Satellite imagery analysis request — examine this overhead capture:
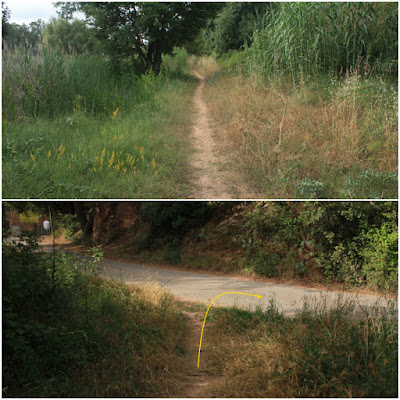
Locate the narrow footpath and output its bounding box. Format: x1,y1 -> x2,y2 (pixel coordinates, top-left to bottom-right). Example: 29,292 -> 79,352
190,71 -> 232,199
178,310 -> 220,398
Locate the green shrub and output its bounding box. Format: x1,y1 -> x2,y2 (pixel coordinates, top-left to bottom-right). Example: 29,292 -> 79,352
361,216 -> 398,290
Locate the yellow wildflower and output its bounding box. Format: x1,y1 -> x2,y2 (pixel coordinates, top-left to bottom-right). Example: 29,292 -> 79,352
151,158 -> 156,168
100,148 -> 106,169
111,107 -> 119,121
47,151 -> 51,158
30,153 -> 35,162
57,145 -> 65,161
108,150 -> 115,169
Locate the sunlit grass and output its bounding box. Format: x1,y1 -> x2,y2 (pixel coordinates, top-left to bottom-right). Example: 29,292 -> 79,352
206,298 -> 398,397
204,71 -> 397,198
3,80 -> 196,198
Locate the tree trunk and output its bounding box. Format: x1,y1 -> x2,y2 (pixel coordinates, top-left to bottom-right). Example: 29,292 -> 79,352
152,40 -> 162,75
146,40 -> 162,75
73,202 -> 93,239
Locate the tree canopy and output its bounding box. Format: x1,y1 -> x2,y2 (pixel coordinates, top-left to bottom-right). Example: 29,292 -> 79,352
207,2 -> 272,55
56,2 -> 222,74
42,17 -> 100,54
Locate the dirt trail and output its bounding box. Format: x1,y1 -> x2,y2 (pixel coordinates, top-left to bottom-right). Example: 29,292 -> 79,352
190,71 -> 232,199
179,310 -> 222,398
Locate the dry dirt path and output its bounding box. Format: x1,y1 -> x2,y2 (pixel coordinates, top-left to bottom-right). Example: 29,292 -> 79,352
178,310 -> 222,398
190,71 -> 232,199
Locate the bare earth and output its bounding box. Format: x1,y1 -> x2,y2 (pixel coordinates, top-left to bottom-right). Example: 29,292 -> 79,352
179,310 -> 222,398
190,71 -> 232,199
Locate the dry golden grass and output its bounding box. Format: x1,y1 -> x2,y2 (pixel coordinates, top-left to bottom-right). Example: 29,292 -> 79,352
204,72 -> 398,198
62,279 -> 189,398
204,301 -> 398,398
187,55 -> 221,78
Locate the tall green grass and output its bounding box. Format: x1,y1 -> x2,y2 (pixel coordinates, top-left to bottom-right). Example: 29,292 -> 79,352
2,46 -> 196,198
246,2 -> 397,81
2,45 -> 194,122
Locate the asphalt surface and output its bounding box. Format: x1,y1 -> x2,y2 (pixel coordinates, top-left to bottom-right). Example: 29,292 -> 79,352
91,253 -> 393,316
36,244 -> 395,315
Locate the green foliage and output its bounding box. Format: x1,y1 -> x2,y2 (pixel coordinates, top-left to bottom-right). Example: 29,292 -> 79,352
2,2 -> 11,38
2,46 -> 139,120
60,213 -> 81,240
56,2 -> 222,74
219,50 -> 247,73
2,237 -> 185,397
361,210 -> 398,290
246,2 -> 398,80
42,17 -> 101,55
161,47 -> 192,80
207,2 -> 271,55
296,177 -> 331,199
344,170 -> 398,199
237,203 -> 303,278
304,202 -> 398,288
139,202 -> 214,260
232,202 -> 398,291
3,19 -> 45,49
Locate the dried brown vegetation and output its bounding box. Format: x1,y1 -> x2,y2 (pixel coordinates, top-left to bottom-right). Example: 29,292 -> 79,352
204,73 -> 397,198
202,299 -> 398,398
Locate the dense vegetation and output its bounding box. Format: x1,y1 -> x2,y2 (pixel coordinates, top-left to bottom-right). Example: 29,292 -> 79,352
2,237 -> 187,397
133,201 -> 398,292
205,300 -> 398,397
34,201 -> 397,294
2,2 -> 397,198
204,2 -> 398,198
2,46 -> 196,198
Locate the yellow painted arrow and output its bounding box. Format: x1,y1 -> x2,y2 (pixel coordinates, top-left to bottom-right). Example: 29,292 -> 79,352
197,291 -> 262,368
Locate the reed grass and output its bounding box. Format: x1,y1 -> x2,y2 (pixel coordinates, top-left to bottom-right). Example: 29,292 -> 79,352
247,2 -> 397,81
2,46 -> 196,198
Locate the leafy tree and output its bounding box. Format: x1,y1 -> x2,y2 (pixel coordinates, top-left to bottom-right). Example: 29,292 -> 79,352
56,2 -> 222,74
43,17 -> 100,54
2,1 -> 10,39
3,19 -> 45,48
205,2 -> 272,55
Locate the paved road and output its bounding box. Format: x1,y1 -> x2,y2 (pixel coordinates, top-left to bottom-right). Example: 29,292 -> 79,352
39,245 -> 395,315
95,255 -> 394,316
